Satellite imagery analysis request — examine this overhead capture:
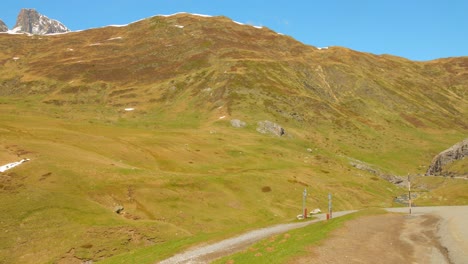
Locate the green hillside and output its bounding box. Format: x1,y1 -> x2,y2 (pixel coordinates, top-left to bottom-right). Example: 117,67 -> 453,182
0,13 -> 467,263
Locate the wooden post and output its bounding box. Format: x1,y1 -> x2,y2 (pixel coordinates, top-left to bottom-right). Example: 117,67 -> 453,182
303,188 -> 307,219
408,174 -> 412,215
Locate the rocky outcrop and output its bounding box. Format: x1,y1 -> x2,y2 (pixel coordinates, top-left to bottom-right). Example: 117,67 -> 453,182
12,8 -> 70,35
257,120 -> 285,136
0,19 -> 7,32
230,119 -> 246,128
425,138 -> 468,176
350,160 -> 404,186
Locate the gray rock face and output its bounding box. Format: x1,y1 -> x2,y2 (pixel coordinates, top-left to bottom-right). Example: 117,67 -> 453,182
0,19 -> 7,32
230,119 -> 246,128
350,160 -> 404,186
12,8 -> 70,35
426,138 -> 468,176
257,120 -> 285,136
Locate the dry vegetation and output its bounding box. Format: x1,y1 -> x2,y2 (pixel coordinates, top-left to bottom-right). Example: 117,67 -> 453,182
0,13 -> 467,263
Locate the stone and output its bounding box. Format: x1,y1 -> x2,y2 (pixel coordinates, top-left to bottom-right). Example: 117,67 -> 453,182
230,119 -> 246,128
256,120 -> 285,136
114,205 -> 124,214
0,19 -> 8,32
426,138 -> 468,176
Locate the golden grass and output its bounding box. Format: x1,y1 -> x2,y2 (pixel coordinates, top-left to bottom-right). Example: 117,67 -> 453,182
0,13 -> 466,263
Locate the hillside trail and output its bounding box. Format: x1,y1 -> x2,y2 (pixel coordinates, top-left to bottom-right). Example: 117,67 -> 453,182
157,206 -> 468,264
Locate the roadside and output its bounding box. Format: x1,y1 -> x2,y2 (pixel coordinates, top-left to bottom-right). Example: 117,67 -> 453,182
158,211 -> 357,264
387,206 -> 468,264
157,206 -> 468,264
289,213 -> 450,264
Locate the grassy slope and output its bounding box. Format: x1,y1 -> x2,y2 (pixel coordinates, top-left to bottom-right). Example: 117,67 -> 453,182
0,99 -> 400,263
0,13 -> 467,263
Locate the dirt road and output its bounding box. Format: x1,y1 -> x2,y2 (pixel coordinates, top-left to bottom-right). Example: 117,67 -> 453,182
157,206 -> 468,264
158,211 -> 357,264
387,206 -> 468,264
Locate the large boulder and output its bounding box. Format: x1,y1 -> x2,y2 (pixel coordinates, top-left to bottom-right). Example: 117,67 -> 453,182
426,138 -> 468,176
230,119 -> 246,128
256,120 -> 285,136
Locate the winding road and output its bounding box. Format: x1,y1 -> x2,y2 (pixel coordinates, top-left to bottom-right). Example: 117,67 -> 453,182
158,206 -> 468,264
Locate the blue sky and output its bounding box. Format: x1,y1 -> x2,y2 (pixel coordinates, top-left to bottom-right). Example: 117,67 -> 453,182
1,0 -> 467,61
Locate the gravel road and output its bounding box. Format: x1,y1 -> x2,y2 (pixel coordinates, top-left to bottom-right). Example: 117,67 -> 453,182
158,206 -> 468,264
158,210 -> 357,264
386,206 -> 468,264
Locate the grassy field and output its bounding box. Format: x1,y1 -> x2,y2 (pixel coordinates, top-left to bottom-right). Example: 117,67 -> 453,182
0,96 -> 465,263
0,13 -> 467,263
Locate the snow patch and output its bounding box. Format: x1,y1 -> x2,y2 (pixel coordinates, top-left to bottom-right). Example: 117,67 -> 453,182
12,57 -> 20,61
174,25 -> 184,29
0,159 -> 30,173
232,20 -> 262,29
191,13 -> 213,18
124,108 -> 135,111
67,48 -> 74,51
219,116 -> 226,119
108,24 -> 129,28
159,12 -> 212,18
89,43 -> 102,46
317,47 -> 329,50
107,36 -> 123,41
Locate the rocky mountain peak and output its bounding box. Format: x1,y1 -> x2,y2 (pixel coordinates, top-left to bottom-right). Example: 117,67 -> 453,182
12,8 -> 70,35
0,19 -> 7,32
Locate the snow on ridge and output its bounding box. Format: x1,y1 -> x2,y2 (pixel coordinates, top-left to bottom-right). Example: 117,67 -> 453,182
1,28 -> 73,36
158,12 -> 213,18
108,24 -> 129,28
232,20 -> 263,29
3,12 -> 268,36
45,31 -> 73,36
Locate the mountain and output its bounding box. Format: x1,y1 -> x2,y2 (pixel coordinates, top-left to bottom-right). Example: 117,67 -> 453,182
0,19 -> 7,32
0,13 -> 467,263
11,8 -> 70,34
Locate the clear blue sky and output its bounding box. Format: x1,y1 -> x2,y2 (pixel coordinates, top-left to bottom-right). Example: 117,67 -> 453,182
2,0 -> 467,61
